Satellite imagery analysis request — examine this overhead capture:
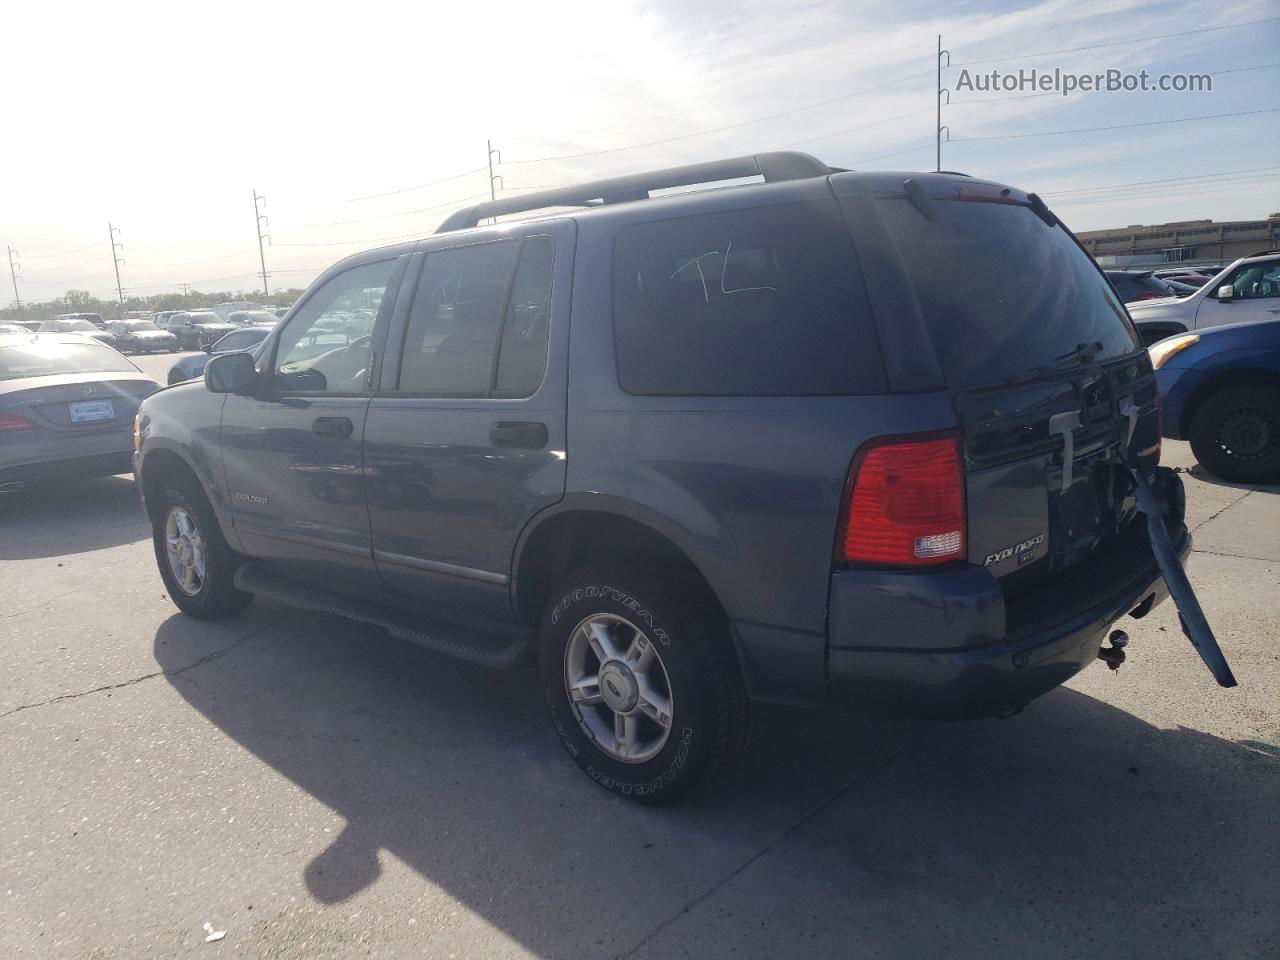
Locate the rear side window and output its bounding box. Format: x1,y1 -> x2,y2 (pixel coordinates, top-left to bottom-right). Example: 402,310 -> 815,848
613,200 -> 886,396
876,198 -> 1139,391
398,237 -> 553,397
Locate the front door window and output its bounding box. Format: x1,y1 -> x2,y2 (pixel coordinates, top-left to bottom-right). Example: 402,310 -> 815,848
273,259 -> 398,393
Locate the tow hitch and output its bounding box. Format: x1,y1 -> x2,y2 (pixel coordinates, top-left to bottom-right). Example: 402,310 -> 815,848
1098,630 -> 1128,671
1129,466 -> 1237,688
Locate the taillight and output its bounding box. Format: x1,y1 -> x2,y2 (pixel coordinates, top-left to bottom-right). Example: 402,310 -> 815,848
841,433 -> 966,567
0,414 -> 37,431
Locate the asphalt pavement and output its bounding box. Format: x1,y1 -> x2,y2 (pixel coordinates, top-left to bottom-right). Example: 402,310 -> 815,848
1,358 -> 1276,960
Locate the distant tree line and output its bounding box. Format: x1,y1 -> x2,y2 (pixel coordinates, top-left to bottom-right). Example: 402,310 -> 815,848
2,287 -> 307,324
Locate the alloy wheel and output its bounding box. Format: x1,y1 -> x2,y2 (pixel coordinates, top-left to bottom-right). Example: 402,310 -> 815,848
164,505 -> 207,596
563,613 -> 675,763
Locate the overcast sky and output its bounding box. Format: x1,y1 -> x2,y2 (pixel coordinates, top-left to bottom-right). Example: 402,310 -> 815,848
3,0 -> 1278,301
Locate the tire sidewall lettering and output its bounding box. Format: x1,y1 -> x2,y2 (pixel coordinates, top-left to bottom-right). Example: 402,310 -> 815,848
550,584 -> 671,646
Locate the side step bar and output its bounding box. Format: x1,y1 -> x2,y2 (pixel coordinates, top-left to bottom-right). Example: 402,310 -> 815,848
233,563 -> 531,670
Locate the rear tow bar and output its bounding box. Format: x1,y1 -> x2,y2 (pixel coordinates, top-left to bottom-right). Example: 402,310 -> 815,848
1130,466 -> 1237,688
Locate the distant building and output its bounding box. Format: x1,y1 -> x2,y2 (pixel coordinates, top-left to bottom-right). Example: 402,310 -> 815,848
1077,213 -> 1280,268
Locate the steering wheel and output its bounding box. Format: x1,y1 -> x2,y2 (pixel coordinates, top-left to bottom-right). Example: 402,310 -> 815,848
337,334 -> 374,384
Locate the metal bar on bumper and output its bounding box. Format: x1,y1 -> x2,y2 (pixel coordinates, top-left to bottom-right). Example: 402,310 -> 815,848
1131,466 -> 1237,688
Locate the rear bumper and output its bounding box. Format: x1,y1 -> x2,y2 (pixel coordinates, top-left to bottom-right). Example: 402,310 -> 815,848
0,449 -> 134,488
827,521 -> 1189,719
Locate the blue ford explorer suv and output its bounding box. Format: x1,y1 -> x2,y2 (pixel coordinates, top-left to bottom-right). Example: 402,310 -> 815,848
133,153 -> 1220,802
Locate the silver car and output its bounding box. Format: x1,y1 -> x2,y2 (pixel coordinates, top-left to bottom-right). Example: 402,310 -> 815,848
0,333 -> 159,493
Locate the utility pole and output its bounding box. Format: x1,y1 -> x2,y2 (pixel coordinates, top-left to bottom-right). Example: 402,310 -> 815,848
253,190 -> 271,297
936,34 -> 951,172
179,282 -> 190,297
108,223 -> 126,321
6,247 -> 21,317
486,140 -> 503,225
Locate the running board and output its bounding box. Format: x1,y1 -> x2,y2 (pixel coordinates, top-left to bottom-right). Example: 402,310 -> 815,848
233,563 -> 531,670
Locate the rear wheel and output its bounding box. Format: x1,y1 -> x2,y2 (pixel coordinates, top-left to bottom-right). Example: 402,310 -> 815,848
150,474 -> 252,619
1188,382 -> 1280,484
539,563 -> 748,803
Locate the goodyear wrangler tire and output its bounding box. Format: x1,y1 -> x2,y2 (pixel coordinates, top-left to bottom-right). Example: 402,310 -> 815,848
539,563 -> 748,804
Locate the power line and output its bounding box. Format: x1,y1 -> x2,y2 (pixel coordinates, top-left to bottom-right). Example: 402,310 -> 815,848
502,35 -> 939,142
135,248 -> 258,268
1214,61 -> 1280,77
345,165 -> 489,203
779,105 -> 936,149
19,253 -> 113,272
844,141 -> 936,166
274,228 -> 428,249
1052,178 -> 1280,208
16,242 -> 99,260
277,191 -> 490,229
950,16 -> 1280,68
503,67 -> 937,165
953,107 -> 1280,143
1048,174 -> 1280,205
1040,166 -> 1280,198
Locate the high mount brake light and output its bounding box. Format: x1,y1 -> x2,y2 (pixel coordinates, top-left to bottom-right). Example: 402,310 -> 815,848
841,433 -> 966,567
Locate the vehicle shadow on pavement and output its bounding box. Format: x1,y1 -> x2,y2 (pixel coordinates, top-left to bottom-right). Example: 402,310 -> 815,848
153,608 -> 1279,959
0,474 -> 148,560
1185,463 -> 1280,493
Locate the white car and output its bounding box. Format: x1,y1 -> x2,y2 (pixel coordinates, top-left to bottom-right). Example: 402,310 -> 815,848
1129,252 -> 1280,345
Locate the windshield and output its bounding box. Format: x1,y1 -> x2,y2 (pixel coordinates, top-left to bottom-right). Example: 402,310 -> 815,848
874,198 -> 1140,390
188,313 -> 224,324
0,340 -> 138,380
58,320 -> 99,332
122,321 -> 162,331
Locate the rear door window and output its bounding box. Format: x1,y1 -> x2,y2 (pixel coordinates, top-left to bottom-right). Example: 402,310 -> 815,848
612,200 -> 886,396
874,198 -> 1139,390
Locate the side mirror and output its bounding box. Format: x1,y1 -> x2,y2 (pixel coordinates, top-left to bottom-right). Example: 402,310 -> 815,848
205,351 -> 257,395
1217,284 -> 1234,301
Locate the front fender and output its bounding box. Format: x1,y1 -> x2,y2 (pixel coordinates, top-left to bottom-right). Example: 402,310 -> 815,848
136,387 -> 231,531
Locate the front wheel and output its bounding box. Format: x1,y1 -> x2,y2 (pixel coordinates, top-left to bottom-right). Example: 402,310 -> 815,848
1188,382 -> 1280,484
539,563 -> 748,804
150,474 -> 252,619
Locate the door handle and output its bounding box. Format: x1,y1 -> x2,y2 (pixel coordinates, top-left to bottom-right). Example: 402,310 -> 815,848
313,416 -> 354,439
490,421 -> 549,449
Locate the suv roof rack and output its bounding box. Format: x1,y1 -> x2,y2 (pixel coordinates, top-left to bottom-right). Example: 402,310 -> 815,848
435,151 -> 834,233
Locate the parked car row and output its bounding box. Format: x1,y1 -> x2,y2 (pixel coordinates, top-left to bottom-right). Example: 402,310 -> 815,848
1128,252 -> 1280,345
